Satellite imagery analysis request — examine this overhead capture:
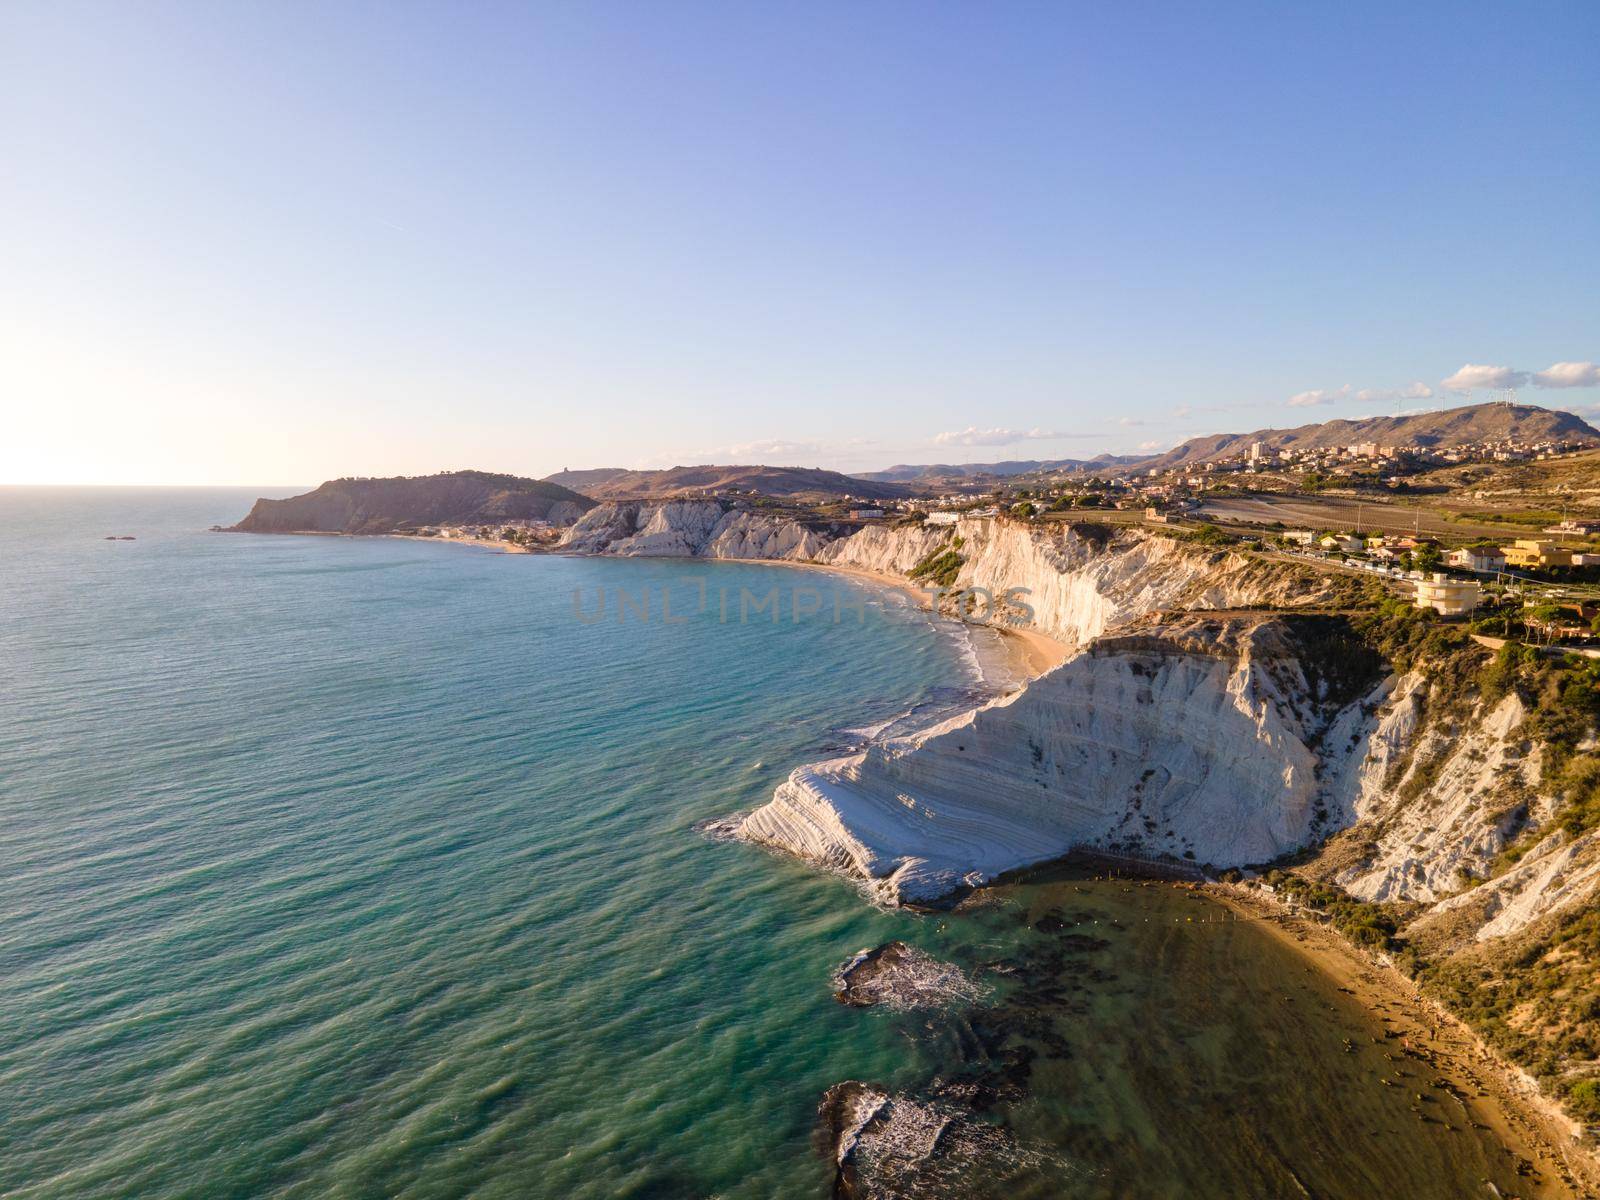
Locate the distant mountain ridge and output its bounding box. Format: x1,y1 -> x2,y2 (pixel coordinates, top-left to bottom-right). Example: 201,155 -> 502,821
861,403 -> 1598,485
859,453 -> 1147,486
542,464 -> 911,501
230,470 -> 595,534
1136,402 -> 1600,473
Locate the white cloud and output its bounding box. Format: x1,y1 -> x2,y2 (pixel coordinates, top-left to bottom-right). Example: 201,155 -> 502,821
932,426 -> 1069,447
1137,439 -> 1164,451
1441,364 -> 1529,394
724,438 -> 824,459
1356,381 -> 1433,403
1533,361 -> 1600,389
660,436 -> 839,464
1117,417 -> 1144,427
1287,385 -> 1352,408
679,438 -> 826,461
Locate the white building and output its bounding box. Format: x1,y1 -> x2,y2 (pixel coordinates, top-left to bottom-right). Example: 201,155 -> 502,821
1414,573 -> 1482,617
1447,547 -> 1506,573
924,511 -> 961,526
849,508 -> 885,520
1319,534 -> 1363,554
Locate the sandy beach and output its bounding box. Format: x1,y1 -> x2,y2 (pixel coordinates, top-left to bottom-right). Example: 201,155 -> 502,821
1211,883 -> 1600,1198
389,531 -> 543,555
754,556 -> 1072,685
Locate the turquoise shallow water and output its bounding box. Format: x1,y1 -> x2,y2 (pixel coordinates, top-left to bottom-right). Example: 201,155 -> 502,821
0,488 -> 986,1199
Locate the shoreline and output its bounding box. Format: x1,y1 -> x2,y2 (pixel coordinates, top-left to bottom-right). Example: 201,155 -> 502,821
384,529 -> 1075,688
1210,882 -> 1600,1197
742,554 -> 1071,687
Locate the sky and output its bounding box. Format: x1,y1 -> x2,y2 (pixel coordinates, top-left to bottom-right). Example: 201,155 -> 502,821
2,1 -> 1598,485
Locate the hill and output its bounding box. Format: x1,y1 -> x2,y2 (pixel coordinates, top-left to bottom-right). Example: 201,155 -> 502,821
542,467 -> 632,492
549,464 -> 912,501
1140,402 -> 1599,473
860,453 -> 1148,488
229,470 -> 595,534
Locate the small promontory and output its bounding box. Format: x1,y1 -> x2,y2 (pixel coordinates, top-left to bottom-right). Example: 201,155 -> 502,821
229,470 -> 596,535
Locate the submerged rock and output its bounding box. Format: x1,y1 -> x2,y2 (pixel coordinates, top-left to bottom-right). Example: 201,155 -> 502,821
816,1081 -> 1068,1200
832,942 -> 987,1010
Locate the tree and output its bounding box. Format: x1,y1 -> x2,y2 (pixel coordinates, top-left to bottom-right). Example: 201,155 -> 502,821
1528,604 -> 1567,645
1416,544 -> 1443,573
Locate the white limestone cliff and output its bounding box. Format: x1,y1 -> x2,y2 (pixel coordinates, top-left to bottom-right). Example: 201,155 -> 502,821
738,616 -> 1384,904
559,500 -> 829,560
1299,669 -> 1599,941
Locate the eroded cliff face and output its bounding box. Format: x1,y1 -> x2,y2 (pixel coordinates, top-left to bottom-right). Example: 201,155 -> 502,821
1309,671 -> 1600,945
559,501 -> 829,559
737,614 -> 1387,904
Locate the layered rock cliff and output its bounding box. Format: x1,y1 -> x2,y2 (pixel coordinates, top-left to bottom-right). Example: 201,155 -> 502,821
1291,649 -> 1600,947
737,613 -> 1388,904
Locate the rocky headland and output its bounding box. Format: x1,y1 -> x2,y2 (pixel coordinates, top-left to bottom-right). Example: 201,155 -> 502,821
229,470 -> 594,535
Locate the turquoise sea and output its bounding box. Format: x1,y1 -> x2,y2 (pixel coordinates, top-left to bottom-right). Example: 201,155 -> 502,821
0,488 -> 996,1199
0,489 -> 1561,1199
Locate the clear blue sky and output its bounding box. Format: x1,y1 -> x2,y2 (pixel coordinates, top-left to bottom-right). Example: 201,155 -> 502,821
4,1 -> 1597,483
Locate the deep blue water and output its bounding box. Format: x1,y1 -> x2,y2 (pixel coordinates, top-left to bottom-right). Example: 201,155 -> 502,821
0,488 -> 985,1199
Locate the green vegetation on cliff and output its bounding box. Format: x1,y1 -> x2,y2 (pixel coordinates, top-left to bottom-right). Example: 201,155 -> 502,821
907,537 -> 965,588
1419,902 -> 1600,1125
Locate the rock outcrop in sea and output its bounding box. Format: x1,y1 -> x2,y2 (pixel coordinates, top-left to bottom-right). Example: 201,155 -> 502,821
832,942 -> 987,1010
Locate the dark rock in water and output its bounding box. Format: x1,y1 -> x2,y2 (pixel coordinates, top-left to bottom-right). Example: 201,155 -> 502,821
1059,933 -> 1111,954
1033,912 -> 1066,933
833,942 -> 986,1010
817,1081 -> 882,1199
815,1079 -> 1071,1199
